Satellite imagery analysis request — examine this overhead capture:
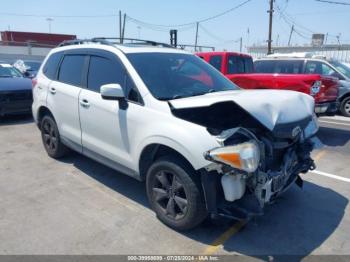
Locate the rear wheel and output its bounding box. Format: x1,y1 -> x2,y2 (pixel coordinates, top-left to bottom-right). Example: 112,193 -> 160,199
340,97 -> 350,117
40,115 -> 68,158
146,156 -> 207,231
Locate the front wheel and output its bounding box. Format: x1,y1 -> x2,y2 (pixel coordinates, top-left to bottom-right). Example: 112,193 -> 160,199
340,97 -> 350,117
146,156 -> 207,231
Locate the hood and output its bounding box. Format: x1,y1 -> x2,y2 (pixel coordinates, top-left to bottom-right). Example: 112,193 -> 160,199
169,89 -> 314,131
0,77 -> 32,92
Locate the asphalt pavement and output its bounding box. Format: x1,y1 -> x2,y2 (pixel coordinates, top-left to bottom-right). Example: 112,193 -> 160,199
0,115 -> 349,260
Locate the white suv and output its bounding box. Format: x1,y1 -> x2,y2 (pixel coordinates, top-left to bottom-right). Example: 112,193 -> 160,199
32,38 -> 319,230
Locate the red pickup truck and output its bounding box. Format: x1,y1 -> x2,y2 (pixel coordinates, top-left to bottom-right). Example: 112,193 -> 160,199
196,52 -> 339,115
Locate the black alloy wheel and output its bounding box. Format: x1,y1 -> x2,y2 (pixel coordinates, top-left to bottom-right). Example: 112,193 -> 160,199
146,156 -> 207,231
152,170 -> 188,220
40,115 -> 68,158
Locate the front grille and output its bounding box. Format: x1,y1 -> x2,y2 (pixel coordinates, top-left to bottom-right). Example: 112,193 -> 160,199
0,91 -> 32,102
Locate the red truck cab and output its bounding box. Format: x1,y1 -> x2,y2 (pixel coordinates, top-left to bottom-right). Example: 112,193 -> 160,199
196,52 -> 339,115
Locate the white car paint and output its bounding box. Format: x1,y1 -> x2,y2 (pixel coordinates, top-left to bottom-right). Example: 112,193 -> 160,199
170,89 -> 315,131
32,43 -> 316,179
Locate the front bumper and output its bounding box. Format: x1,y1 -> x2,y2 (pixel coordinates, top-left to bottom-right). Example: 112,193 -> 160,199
0,100 -> 33,116
315,101 -> 339,116
200,138 -> 316,221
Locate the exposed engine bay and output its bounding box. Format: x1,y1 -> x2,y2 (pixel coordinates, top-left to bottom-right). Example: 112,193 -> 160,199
170,100 -> 320,220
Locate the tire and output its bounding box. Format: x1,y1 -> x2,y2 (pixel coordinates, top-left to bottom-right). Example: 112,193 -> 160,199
40,115 -> 68,158
340,96 -> 350,117
146,155 -> 207,231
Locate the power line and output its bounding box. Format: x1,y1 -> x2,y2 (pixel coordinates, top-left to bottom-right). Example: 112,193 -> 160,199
199,24 -> 241,44
126,0 -> 252,28
0,12 -> 116,18
315,0 -> 350,5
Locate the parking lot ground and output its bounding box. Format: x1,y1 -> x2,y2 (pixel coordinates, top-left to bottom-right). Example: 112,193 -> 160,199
0,115 -> 349,259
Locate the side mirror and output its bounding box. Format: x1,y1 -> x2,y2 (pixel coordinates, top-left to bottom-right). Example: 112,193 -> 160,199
101,84 -> 124,100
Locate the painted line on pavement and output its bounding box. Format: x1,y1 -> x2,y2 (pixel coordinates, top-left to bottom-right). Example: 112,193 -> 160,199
311,170 -> 350,183
319,120 -> 350,127
203,220 -> 246,255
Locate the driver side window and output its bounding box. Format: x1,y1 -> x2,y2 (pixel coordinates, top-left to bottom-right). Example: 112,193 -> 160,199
305,61 -> 336,76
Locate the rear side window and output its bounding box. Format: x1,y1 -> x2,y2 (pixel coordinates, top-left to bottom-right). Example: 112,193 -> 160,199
43,52 -> 63,80
227,56 -> 254,74
209,55 -> 222,71
87,56 -> 124,93
58,55 -> 86,86
255,60 -> 303,74
255,60 -> 275,73
274,60 -> 303,74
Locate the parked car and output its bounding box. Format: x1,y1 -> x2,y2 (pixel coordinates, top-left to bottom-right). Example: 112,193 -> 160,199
0,63 -> 33,117
257,54 -> 350,117
13,60 -> 42,79
197,51 -> 339,116
32,39 -> 319,230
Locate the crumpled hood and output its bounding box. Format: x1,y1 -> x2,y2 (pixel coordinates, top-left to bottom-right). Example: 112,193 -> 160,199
169,89 -> 314,131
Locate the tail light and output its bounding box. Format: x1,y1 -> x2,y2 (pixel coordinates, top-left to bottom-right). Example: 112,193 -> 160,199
310,80 -> 321,96
32,78 -> 38,89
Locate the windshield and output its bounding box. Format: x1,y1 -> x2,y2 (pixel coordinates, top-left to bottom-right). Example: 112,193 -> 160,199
25,61 -> 41,71
329,60 -> 350,79
127,52 -> 240,100
0,65 -> 23,78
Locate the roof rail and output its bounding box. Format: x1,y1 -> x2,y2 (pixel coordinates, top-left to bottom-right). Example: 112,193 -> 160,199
58,38 -> 174,48
92,37 -> 174,48
58,38 -> 112,47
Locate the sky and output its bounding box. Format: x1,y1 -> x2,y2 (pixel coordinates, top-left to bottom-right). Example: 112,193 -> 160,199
0,0 -> 349,52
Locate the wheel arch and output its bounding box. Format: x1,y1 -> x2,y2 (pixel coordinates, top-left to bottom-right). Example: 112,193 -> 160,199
138,143 -> 198,181
37,106 -> 55,128
339,92 -> 350,103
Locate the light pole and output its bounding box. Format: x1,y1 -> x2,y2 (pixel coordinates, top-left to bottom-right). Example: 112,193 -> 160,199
46,18 -> 53,34
137,26 -> 141,39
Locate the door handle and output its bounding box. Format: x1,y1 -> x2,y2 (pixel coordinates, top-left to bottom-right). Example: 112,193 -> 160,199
49,87 -> 56,94
80,99 -> 90,108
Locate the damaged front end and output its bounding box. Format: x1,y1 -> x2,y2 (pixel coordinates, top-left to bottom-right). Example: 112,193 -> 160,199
169,94 -> 320,221
200,122 -> 319,221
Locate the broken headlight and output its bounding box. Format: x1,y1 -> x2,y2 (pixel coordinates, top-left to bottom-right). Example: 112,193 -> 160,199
205,141 -> 260,173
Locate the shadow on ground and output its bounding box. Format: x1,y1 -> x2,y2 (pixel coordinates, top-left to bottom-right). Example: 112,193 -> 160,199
59,151 -> 347,258
317,126 -> 350,148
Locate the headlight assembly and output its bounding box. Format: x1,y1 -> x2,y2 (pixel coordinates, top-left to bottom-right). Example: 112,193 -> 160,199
205,141 -> 260,173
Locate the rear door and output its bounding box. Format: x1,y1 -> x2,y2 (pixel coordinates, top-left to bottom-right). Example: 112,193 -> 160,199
47,53 -> 87,152
35,52 -> 63,113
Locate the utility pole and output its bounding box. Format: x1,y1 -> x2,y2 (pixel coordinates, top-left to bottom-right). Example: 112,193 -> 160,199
336,33 -> 341,46
288,25 -> 294,46
121,13 -> 126,43
46,18 -> 53,34
324,33 -> 328,45
194,22 -> 199,52
267,0 -> 274,54
239,37 -> 243,53
119,10 -> 122,40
